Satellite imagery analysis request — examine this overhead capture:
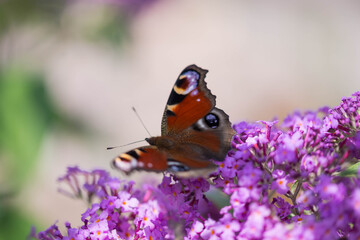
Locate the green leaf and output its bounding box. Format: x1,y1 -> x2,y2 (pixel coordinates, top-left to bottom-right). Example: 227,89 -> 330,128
337,161 -> 360,177
290,180 -> 300,195
205,188 -> 230,209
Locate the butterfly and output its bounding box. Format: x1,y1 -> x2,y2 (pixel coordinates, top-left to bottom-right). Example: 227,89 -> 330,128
112,65 -> 235,173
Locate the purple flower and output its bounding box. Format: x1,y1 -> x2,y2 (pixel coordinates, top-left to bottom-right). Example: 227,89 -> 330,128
136,200 -> 161,229
314,219 -> 339,240
301,155 -> 319,174
348,131 -> 360,158
88,219 -> 109,240
273,197 -> 292,220
238,163 -> 262,187
144,226 -> 165,239
263,223 -> 287,240
214,214 -> 240,239
316,175 -> 346,202
187,221 -> 204,239
81,203 -> 100,222
115,192 -> 139,212
351,188 -> 360,216
185,177 -> 210,200
212,176 -> 234,195
271,174 -> 289,194
296,190 -> 315,211
99,196 -> 118,212
217,156 -> 238,178
322,115 -> 339,132
231,188 -> 249,219
283,131 -> 304,150
274,145 -> 297,164
30,90 -> 360,240
37,224 -> 63,239
199,219 -> 218,240
118,220 -> 134,239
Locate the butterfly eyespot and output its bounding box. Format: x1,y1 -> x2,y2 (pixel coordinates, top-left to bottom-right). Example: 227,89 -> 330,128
177,71 -> 199,94
204,113 -> 220,128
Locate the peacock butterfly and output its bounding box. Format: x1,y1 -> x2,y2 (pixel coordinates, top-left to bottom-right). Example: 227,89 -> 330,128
112,65 -> 235,173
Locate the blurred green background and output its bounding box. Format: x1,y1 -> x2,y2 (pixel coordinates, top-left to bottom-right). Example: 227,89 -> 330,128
1,0 -> 360,239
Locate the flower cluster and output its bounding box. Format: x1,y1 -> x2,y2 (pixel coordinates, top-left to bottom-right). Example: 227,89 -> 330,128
30,91 -> 360,240
210,91 -> 360,239
29,167 -> 213,239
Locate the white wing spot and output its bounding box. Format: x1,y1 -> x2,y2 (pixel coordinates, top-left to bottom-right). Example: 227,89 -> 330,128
114,159 -> 132,172
190,89 -> 199,96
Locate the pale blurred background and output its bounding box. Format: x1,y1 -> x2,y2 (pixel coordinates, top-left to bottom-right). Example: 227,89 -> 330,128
1,0 -> 360,238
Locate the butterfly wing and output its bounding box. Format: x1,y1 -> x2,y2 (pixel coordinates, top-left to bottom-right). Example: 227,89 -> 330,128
182,107 -> 235,162
112,146 -> 168,173
161,65 -> 215,135
112,144 -> 210,173
161,65 -> 235,164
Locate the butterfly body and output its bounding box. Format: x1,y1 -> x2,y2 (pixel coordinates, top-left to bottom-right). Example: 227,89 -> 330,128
113,65 -> 235,173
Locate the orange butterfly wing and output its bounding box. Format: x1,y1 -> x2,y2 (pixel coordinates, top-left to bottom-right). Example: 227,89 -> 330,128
160,65 -> 234,162
113,146 -> 168,173
161,65 -> 215,135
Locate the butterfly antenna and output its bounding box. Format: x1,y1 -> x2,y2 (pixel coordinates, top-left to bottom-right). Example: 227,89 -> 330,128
132,106 -> 152,137
107,139 -> 146,150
